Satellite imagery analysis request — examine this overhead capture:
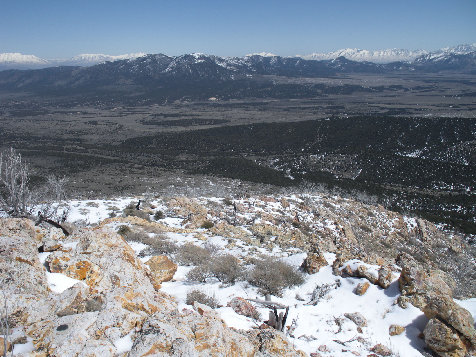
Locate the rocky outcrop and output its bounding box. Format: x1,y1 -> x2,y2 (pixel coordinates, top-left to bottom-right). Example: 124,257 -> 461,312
0,218 -> 303,356
228,297 -> 261,320
397,253 -> 476,356
423,318 -> 468,357
145,255 -> 178,289
301,246 -> 328,274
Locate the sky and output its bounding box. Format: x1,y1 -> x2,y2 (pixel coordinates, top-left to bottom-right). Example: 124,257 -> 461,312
1,0 -> 475,58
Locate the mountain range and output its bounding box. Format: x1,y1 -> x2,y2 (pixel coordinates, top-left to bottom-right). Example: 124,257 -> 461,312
0,45 -> 474,100
0,52 -> 146,70
1,44 -> 475,70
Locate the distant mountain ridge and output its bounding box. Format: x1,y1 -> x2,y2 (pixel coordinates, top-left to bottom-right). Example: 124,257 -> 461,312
0,48 -> 475,95
0,52 -> 146,70
1,44 -> 475,70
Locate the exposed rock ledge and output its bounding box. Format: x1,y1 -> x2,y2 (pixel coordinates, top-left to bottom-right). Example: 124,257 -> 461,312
0,218 -> 305,356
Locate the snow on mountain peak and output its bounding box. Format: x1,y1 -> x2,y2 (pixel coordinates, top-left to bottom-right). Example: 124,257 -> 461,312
0,52 -> 147,69
299,48 -> 429,63
0,52 -> 48,64
245,52 -> 278,57
69,52 -> 147,64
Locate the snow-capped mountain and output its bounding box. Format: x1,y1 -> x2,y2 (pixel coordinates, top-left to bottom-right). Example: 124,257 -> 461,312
0,52 -> 49,69
0,52 -> 146,70
1,44 -> 475,70
413,44 -> 476,63
59,52 -> 146,66
299,48 -> 428,63
299,43 -> 476,64
245,52 -> 278,57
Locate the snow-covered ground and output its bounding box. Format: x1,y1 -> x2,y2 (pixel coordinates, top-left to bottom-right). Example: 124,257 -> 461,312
38,195 -> 476,356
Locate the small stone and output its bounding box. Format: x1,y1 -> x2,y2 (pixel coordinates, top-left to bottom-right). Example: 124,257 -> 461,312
193,301 -> 220,319
355,282 -> 370,296
301,250 -> 328,274
377,266 -> 393,289
341,265 -> 354,277
227,297 -> 261,320
370,343 -> 392,356
357,265 -> 378,284
389,324 -> 405,336
318,344 -> 330,352
344,312 -> 368,327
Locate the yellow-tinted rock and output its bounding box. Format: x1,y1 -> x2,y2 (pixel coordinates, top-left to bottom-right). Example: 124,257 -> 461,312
145,255 -> 177,289
389,324 -> 405,336
355,282 -> 370,296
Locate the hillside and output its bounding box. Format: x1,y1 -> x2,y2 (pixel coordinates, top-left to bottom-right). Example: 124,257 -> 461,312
1,190 -> 475,356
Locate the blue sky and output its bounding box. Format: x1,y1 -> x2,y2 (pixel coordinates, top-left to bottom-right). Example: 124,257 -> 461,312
1,0 -> 475,58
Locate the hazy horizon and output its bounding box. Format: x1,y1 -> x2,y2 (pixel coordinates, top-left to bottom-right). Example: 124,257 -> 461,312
1,0 -> 475,58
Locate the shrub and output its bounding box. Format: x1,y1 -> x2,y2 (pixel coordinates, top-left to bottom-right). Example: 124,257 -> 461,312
204,241 -> 221,255
200,220 -> 214,229
223,198 -> 233,206
154,210 -> 164,220
117,225 -> 131,236
121,230 -> 150,243
209,254 -> 243,284
123,202 -> 150,221
0,148 -> 32,217
175,243 -> 211,266
186,265 -> 211,283
185,290 -> 219,308
140,238 -> 178,256
247,257 -> 304,297
119,226 -> 178,255
186,254 -> 243,284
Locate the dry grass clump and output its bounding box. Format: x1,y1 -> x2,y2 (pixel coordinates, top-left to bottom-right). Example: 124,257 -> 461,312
118,225 -> 177,255
247,256 -> 304,296
185,289 -> 219,308
123,202 -> 150,221
175,243 -> 212,266
154,211 -> 164,220
200,220 -> 214,229
186,254 -> 243,284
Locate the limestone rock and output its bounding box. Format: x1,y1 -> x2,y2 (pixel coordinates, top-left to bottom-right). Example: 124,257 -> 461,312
377,266 -> 393,289
344,312 -> 367,327
41,227 -> 67,252
228,297 -> 261,320
423,318 -> 467,357
420,294 -> 476,346
397,253 -> 453,298
356,265 -> 378,284
145,255 -> 177,289
301,250 -> 328,274
355,282 -> 370,296
396,252 -> 476,354
389,324 -> 405,336
247,329 -> 307,357
56,283 -> 104,317
370,343 -> 392,356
